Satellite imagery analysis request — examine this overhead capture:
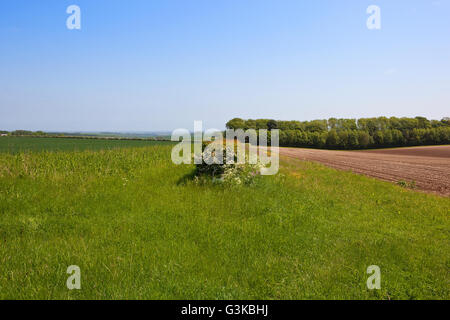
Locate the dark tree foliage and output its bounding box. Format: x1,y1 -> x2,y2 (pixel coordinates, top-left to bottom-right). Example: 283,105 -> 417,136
10,130 -> 47,136
226,117 -> 450,149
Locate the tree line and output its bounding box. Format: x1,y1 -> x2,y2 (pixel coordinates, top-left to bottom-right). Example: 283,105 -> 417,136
0,130 -> 48,136
226,117 -> 450,149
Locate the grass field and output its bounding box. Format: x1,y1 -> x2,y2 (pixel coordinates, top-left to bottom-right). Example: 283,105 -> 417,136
0,137 -> 448,299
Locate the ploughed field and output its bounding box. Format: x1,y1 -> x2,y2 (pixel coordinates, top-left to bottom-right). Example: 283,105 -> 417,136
280,145 -> 450,196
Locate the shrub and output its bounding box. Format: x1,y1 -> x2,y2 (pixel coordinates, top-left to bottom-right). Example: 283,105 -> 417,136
194,142 -> 263,185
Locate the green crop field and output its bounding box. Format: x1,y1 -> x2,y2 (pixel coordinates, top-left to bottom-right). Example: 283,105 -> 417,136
0,136 -> 174,153
0,137 -> 448,299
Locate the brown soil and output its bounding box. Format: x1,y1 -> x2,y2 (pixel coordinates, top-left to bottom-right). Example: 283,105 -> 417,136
279,145 -> 450,196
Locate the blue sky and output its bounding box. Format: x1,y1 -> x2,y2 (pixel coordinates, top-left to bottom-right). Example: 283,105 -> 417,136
1,0 -> 449,131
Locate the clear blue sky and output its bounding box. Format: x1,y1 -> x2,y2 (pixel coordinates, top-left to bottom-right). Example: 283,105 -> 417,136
1,0 -> 449,131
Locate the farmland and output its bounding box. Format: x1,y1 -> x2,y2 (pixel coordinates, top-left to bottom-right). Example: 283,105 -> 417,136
0,137 -> 448,299
280,145 -> 450,196
0,136 -> 173,153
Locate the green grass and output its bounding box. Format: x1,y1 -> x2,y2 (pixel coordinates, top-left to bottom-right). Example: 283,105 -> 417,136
0,136 -> 173,153
0,140 -> 448,299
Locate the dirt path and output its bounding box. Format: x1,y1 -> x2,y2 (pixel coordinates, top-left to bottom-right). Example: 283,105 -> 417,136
279,145 -> 450,196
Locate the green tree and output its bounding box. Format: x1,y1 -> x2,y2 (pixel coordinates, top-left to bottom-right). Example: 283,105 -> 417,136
326,130 -> 339,148
373,131 -> 384,145
357,131 -> 370,148
348,131 -> 359,148
415,116 -> 431,129
245,119 -> 257,129
267,120 -> 278,130
226,118 -> 246,129
338,131 -> 349,149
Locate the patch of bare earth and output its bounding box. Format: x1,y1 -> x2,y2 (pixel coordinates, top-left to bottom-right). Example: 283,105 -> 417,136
279,145 -> 450,196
